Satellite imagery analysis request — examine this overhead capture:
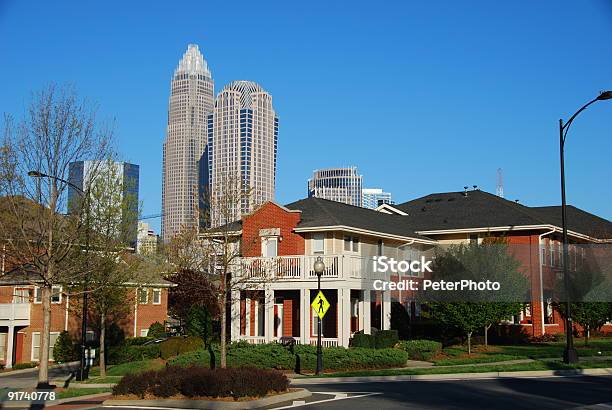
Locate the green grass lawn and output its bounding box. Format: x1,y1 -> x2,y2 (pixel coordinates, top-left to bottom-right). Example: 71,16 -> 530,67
304,359 -> 612,378
82,376 -> 122,384
430,338 -> 612,366
88,358 -> 165,377
56,387 -> 111,400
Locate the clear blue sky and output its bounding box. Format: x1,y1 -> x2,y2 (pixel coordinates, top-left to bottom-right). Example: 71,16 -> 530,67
1,0 -> 611,233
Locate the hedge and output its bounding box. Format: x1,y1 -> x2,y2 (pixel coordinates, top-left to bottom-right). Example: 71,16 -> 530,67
168,343 -> 408,371
124,337 -> 154,346
375,330 -> 399,349
160,337 -> 183,359
108,344 -> 160,364
113,366 -> 288,399
396,339 -> 442,360
351,333 -> 375,348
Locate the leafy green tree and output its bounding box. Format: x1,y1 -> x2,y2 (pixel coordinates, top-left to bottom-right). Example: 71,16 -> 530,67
569,302 -> 611,345
424,239 -> 529,353
52,331 -> 79,363
147,322 -> 166,339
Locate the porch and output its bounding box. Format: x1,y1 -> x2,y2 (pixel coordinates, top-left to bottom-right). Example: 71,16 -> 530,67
230,288 -> 392,348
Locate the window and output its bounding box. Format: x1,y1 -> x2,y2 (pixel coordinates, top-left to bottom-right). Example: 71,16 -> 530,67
469,234 -> 478,244
262,237 -> 278,257
0,333 -> 6,360
51,286 -> 62,304
32,332 -> 59,361
34,287 -> 42,304
344,236 -> 359,253
312,234 -> 325,255
152,289 -> 162,305
140,329 -> 149,337
138,288 -> 148,304
312,311 -> 324,337
13,288 -> 30,303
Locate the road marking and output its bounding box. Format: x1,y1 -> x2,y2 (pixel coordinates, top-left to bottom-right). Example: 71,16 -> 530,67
270,392 -> 381,409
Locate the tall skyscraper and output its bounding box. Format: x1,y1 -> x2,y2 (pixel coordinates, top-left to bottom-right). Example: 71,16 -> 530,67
68,160 -> 140,246
162,44 -> 214,242
362,188 -> 394,209
307,167 -> 363,207
208,80 -> 278,227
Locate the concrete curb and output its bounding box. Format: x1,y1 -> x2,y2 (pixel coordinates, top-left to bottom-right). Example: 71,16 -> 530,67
103,388 -> 311,409
1,392 -> 111,409
0,361 -> 79,378
292,367 -> 612,384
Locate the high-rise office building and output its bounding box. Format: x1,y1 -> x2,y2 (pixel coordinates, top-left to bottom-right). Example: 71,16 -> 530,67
162,44 -> 214,241
207,80 -> 278,227
68,160 -> 139,246
307,167 -> 363,207
362,188 -> 394,209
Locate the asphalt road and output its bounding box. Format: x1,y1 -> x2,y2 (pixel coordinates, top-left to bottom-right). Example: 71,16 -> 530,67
0,363 -> 78,389
270,376 -> 612,410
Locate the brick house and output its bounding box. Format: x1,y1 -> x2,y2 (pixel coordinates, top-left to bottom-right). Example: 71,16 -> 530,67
0,267 -> 173,369
211,192 -> 610,347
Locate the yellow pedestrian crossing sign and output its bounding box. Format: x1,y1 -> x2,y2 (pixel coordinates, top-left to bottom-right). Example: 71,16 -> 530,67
311,291 -> 330,319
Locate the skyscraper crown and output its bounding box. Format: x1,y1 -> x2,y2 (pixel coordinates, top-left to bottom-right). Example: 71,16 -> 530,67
221,80 -> 267,109
174,44 -> 211,78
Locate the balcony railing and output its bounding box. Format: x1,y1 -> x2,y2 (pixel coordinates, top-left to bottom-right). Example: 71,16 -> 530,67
0,303 -> 31,321
238,254 -> 384,281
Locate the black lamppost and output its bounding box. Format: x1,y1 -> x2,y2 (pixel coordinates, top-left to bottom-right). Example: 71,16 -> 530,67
28,170 -> 91,379
558,90 -> 612,364
313,257 -> 325,375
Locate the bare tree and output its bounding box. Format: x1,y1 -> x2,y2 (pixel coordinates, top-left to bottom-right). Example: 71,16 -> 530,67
0,84 -> 113,386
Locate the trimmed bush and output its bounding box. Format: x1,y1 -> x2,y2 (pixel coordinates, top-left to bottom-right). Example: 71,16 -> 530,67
124,337 -> 154,346
375,330 -> 399,349
350,332 -> 376,348
147,322 -> 166,339
159,337 -> 183,359
397,339 -> 442,361
13,362 -> 37,370
113,366 -> 289,399
170,343 -> 408,372
178,336 -> 204,354
53,331 -> 79,363
108,344 -> 160,364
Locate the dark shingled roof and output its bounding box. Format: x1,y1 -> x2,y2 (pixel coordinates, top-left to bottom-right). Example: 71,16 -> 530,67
284,197 -> 433,241
394,190 -> 612,238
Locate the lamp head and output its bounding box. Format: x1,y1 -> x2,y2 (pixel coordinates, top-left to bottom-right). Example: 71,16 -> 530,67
313,256 -> 325,275
27,171 -> 45,178
596,91 -> 612,101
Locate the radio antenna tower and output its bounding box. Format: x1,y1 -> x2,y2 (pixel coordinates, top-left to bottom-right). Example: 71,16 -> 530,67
496,168 -> 504,198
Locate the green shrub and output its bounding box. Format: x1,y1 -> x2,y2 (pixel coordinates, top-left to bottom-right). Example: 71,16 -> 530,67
351,332 -> 376,348
113,366 -> 288,399
13,362 -> 37,370
124,337 -> 154,346
168,349 -> 213,367
147,322 -> 166,339
159,337 -> 183,359
53,331 -> 79,363
178,336 -> 204,355
108,344 -> 160,364
397,339 -> 442,360
375,330 -> 399,349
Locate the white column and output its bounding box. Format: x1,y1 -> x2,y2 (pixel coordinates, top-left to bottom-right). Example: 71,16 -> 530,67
230,290 -> 241,342
300,288 -> 309,345
264,288 -> 274,342
6,326 -> 14,369
363,290 -> 371,334
339,288 -> 351,347
382,290 -> 391,330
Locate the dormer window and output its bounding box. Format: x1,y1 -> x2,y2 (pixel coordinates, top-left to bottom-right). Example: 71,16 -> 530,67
312,234 -> 325,255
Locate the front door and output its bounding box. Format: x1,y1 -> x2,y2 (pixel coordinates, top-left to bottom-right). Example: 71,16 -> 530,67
15,332 -> 24,364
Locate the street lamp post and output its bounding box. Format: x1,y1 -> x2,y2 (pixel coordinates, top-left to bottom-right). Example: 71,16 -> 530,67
313,257 -> 325,375
28,170 -> 91,380
558,91 -> 612,364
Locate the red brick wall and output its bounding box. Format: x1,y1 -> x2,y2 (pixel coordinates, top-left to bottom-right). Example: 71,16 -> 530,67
241,202 -> 304,257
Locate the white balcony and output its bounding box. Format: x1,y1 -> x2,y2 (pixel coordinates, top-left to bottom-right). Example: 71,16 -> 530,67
0,303 -> 31,323
237,254 -> 384,282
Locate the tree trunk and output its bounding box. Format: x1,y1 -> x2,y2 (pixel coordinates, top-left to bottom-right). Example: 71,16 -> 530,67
38,285 -> 51,387
467,331 -> 472,355
585,326 -> 590,346
484,324 -> 491,348
220,289 -> 227,368
100,313 -> 106,378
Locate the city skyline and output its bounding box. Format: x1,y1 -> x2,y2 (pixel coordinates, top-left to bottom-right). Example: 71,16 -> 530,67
1,1 -> 611,235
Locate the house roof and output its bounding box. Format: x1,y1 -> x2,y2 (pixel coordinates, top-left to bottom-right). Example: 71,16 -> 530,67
284,197 -> 434,242
394,190 -> 612,239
